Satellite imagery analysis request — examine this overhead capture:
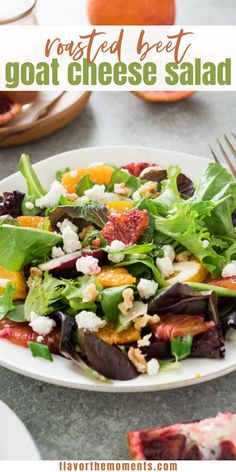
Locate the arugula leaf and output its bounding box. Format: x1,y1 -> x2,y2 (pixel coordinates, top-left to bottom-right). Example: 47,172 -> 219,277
108,169 -> 144,193
0,283 -> 15,319
19,154 -> 46,216
55,167 -> 70,182
154,205 -> 225,276
75,175 -> 94,196
0,224 -> 62,271
171,334 -> 193,360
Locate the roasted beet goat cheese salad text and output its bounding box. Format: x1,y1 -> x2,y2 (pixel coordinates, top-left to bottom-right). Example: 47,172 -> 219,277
1,154 -> 236,382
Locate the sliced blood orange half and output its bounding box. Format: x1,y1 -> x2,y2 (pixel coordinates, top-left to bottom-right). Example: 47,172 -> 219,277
153,314 -> 215,341
132,91 -> 195,103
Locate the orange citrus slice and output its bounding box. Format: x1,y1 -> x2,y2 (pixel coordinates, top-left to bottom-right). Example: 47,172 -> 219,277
0,267 -> 27,300
61,165 -> 115,194
106,201 -> 134,214
97,266 -> 136,287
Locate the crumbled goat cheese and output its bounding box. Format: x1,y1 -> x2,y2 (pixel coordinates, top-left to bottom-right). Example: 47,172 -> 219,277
36,335 -> 44,343
29,311 -> 38,321
25,201 -> 34,210
132,190 -> 142,201
137,278 -> 158,300
29,316 -> 56,335
147,358 -> 160,376
225,328 -> 236,341
76,256 -> 101,275
162,244 -> 175,262
138,181 -> 158,198
70,170 -> 78,178
60,218 -> 78,233
114,183 -> 132,197
62,226 -> 82,254
0,278 -> 10,288
138,333 -> 152,348
128,347 -> 147,373
202,239 -> 210,248
118,288 -> 134,316
79,225 -> 96,241
107,239 -> 126,263
176,251 -> 191,262
222,261 -> 236,278
82,283 -> 99,303
156,257 -> 174,278
51,246 -> 65,259
35,181 -> 66,209
75,311 -> 106,332
84,184 -> 107,202
134,314 -> 160,331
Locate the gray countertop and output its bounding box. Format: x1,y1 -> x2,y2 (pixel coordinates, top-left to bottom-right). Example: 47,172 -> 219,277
1,0 -> 236,460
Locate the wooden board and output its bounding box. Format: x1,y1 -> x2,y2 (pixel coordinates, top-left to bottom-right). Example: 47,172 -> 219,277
0,91 -> 91,147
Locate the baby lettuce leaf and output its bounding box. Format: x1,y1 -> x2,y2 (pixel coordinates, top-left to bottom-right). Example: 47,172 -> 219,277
101,285 -> 133,323
154,205 -> 225,276
50,203 -> 108,229
148,283 -> 219,324
171,334 -> 193,360
19,154 -> 46,216
154,166 -> 184,211
24,273 -> 67,321
55,167 -> 70,182
75,175 -> 94,196
193,163 -> 233,202
204,194 -> 236,239
0,224 -> 62,271
52,310 -> 110,383
61,275 -> 103,312
83,331 -> 138,380
6,302 -> 25,322
108,169 -> 144,193
0,283 -> 15,319
118,256 -> 166,286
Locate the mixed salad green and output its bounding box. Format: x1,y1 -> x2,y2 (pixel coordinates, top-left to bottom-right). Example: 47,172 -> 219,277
0,155 -> 236,382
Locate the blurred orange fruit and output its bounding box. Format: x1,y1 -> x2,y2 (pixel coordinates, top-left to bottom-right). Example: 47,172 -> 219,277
17,216 -> 48,229
106,201 -> 134,214
88,0 -> 175,25
97,323 -> 140,345
61,165 -> 115,194
0,267 -> 27,300
132,91 -> 195,103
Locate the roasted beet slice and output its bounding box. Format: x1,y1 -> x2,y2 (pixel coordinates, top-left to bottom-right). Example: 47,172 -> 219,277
84,331 -> 138,380
101,209 -> 149,246
191,327 -> 225,359
0,191 -> 25,218
38,249 -> 105,279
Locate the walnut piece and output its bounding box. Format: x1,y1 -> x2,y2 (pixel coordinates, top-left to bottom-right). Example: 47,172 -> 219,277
114,182 -> 132,197
137,333 -> 152,348
30,267 -> 43,278
138,181 -> 158,198
134,314 -> 160,331
118,288 -> 134,316
176,250 -> 191,262
82,283 -> 99,303
79,225 -> 96,241
128,347 -> 147,373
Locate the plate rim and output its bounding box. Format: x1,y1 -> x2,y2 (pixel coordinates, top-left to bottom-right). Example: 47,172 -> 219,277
1,145 -> 234,393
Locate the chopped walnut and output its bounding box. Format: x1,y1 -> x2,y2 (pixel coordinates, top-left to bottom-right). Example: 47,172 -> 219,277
30,267 -> 43,278
79,225 -> 96,241
137,333 -> 152,348
114,182 -> 132,197
134,314 -> 160,331
176,250 -> 191,262
138,182 -> 158,198
118,288 -> 134,316
128,347 -> 147,373
66,193 -> 78,202
82,283 -> 99,303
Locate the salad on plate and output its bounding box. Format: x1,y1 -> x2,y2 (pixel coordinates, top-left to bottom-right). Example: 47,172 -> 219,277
0,154 -> 236,383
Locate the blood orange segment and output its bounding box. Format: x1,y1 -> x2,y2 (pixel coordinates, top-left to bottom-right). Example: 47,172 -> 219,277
121,162 -> 155,177
61,165 -> 115,193
106,201 -> 134,214
97,323 -> 140,345
132,91 -> 195,103
17,216 -> 48,229
0,318 -> 60,353
101,209 -> 149,246
153,314 -> 215,341
0,267 -> 27,300
207,276 -> 236,290
97,266 -> 136,287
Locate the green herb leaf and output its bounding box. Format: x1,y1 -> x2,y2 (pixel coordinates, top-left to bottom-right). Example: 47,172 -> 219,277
28,342 -> 53,361
171,334 -> 193,360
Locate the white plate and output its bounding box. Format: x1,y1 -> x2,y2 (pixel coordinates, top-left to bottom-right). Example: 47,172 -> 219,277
0,146 -> 236,392
0,401 -> 40,460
